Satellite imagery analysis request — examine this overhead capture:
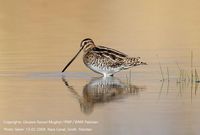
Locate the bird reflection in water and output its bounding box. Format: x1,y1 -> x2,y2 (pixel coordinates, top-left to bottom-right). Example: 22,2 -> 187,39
62,76 -> 145,114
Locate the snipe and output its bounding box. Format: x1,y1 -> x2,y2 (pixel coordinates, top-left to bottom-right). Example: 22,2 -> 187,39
62,38 -> 147,76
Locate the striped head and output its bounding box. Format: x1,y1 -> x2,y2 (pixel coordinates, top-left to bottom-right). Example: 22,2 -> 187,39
80,38 -> 95,52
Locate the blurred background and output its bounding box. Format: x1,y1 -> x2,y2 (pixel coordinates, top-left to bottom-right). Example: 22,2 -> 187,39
0,0 -> 200,72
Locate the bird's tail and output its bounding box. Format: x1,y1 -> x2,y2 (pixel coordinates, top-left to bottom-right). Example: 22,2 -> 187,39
123,57 -> 147,69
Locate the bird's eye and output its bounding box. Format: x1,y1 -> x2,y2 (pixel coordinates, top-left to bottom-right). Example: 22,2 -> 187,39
84,42 -> 88,45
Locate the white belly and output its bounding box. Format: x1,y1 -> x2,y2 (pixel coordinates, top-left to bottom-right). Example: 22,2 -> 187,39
84,62 -> 121,76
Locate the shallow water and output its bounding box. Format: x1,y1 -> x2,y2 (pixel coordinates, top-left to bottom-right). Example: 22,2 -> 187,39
1,0 -> 200,135
1,69 -> 200,135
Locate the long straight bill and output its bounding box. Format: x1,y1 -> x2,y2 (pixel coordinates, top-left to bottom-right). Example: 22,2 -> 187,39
62,47 -> 84,72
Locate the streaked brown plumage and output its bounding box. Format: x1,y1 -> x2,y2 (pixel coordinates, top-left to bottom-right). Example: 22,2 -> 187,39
81,38 -> 147,76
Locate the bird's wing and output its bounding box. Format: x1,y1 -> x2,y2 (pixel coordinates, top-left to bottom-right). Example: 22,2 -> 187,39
91,46 -> 127,67
95,46 -> 128,57
91,46 -> 128,61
